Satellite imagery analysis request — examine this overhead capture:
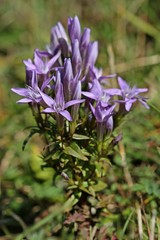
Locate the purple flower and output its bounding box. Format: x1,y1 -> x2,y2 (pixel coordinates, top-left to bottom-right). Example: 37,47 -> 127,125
62,58 -> 82,102
80,28 -> 91,57
11,71 -> 42,104
23,49 -> 60,75
48,22 -> 69,55
71,39 -> 82,75
90,101 -> 116,141
71,81 -> 83,123
62,58 -> 74,101
90,101 -> 115,125
85,41 -> 98,71
41,71 -> 84,121
68,16 -> 81,42
117,77 -> 149,111
82,79 -> 111,107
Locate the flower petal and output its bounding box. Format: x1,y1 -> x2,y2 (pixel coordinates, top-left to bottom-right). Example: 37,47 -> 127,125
68,16 -> 81,42
85,41 -> 98,67
11,88 -> 29,97
23,59 -> 36,71
40,91 -> 55,107
118,76 -> 129,90
104,88 -> 122,96
65,99 -> 85,108
16,98 -> 32,103
47,50 -> 61,69
138,98 -> 150,109
82,91 -> 97,100
60,110 -> 72,121
42,108 -> 55,113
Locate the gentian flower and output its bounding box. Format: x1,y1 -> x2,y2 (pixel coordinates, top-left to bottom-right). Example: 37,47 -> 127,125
71,39 -> 82,75
11,71 -> 42,104
68,16 -> 81,42
62,58 -> 82,102
71,81 -> 83,122
62,58 -> 74,101
82,79 -> 111,107
80,28 -> 91,58
90,102 -> 115,126
117,77 -> 149,111
48,22 -> 69,56
41,71 -> 84,121
23,49 -> 60,75
85,41 -> 98,71
90,101 -> 116,141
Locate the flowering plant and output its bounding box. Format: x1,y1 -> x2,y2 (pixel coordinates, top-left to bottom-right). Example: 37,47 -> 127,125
11,16 -> 149,238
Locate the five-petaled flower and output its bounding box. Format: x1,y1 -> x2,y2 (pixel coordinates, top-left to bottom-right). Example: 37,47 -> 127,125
117,77 -> 149,111
11,71 -> 42,104
23,49 -> 60,75
104,77 -> 149,111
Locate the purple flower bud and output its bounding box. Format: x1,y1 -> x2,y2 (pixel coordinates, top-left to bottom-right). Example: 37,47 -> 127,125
61,172 -> 69,180
50,22 -> 68,54
71,39 -> 82,75
68,16 -> 81,42
80,28 -> 91,57
41,70 -> 84,122
90,101 -> 116,141
71,81 -> 84,123
63,58 -> 74,101
85,41 -> 98,70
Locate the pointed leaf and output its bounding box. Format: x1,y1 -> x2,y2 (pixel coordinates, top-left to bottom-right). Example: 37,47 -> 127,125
64,142 -> 88,161
72,134 -> 89,140
92,181 -> 107,192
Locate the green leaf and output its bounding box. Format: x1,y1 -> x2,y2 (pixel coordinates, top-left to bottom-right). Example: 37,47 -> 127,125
89,186 -> 95,197
121,209 -> 134,239
67,185 -> 78,190
79,186 -> 95,196
64,192 -> 82,211
64,142 -> 88,161
92,181 -> 107,192
72,133 -> 89,140
99,157 -> 112,165
52,150 -> 62,160
131,183 -> 144,192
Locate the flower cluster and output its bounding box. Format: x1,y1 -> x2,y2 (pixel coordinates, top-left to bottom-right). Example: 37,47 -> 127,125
11,16 -> 149,144
11,16 -> 150,238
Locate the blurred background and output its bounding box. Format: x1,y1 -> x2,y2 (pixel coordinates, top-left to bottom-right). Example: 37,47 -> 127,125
0,0 -> 160,239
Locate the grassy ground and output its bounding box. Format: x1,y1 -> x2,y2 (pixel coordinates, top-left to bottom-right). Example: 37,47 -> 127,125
1,0 -> 160,239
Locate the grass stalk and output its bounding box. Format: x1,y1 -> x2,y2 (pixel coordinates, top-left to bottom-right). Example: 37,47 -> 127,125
136,202 -> 143,240
119,141 -> 133,188
120,209 -> 134,239
117,6 -> 160,41
115,55 -> 160,73
14,204 -> 65,240
150,209 -> 156,240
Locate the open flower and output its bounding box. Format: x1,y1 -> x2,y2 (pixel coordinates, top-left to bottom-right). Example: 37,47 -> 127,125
104,77 -> 149,111
41,71 -> 84,121
23,49 -> 60,75
11,71 -> 42,104
117,77 -> 149,111
82,79 -> 111,108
